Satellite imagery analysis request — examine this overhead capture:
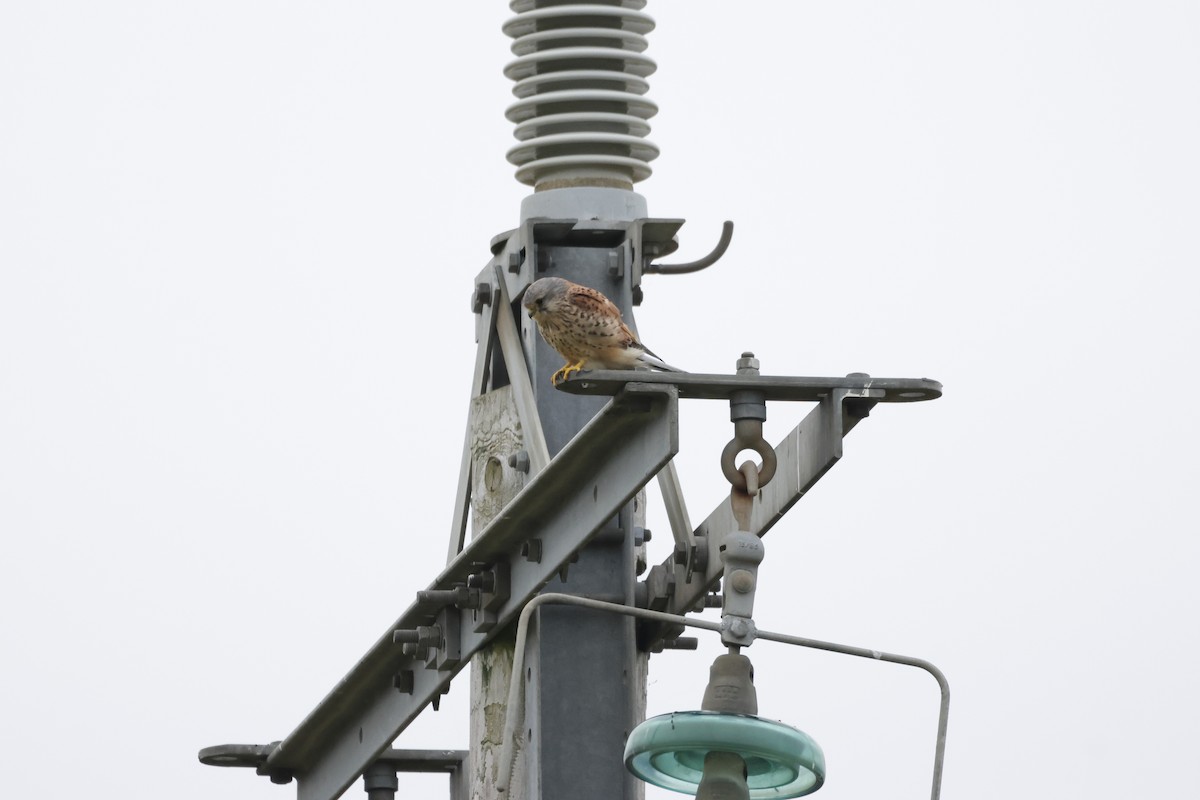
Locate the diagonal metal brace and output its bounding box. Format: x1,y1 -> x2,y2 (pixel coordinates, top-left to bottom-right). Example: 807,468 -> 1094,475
652,390 -> 864,644
220,383 -> 678,800
632,378 -> 934,648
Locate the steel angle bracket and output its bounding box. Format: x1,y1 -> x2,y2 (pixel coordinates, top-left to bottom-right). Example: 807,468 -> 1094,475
223,382 -> 678,800
555,370 -> 942,403
558,370 -> 941,649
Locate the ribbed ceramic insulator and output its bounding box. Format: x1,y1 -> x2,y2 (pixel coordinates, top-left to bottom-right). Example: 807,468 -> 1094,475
502,0 -> 659,189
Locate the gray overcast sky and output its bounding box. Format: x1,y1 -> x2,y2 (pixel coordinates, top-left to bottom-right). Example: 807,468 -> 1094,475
2,2 -> 1198,798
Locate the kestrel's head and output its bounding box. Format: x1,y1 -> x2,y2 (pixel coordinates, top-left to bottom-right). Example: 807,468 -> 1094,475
522,277 -> 570,322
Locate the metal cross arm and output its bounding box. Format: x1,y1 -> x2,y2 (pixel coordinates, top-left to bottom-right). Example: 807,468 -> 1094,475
201,747 -> 470,800
200,382 -> 679,800
555,370 -> 942,403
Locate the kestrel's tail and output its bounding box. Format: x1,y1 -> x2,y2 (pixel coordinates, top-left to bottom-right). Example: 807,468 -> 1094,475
636,346 -> 685,373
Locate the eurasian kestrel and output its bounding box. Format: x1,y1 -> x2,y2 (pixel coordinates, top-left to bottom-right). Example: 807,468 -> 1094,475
523,277 -> 682,385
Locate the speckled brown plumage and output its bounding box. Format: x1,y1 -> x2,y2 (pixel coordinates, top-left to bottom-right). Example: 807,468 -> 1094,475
522,277 -> 681,385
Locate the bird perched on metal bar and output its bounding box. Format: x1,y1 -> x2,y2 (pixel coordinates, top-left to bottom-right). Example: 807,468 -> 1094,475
523,276 -> 683,385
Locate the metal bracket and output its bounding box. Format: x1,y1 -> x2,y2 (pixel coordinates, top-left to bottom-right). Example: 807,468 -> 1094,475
718,530 -> 764,647
200,747 -> 470,800
469,560 -> 510,633
559,370 -> 942,651
556,370 -> 941,403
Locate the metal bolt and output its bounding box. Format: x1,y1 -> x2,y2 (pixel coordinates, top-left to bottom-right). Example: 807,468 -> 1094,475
467,570 -> 496,592
521,539 -> 542,563
508,250 -> 523,273
363,762 -> 399,793
729,569 -> 755,594
268,770 -> 294,786
393,625 -> 440,647
660,637 -> 699,651
607,250 -> 623,278
507,450 -> 530,474
736,352 -> 760,375
472,282 -> 491,314
417,585 -> 477,610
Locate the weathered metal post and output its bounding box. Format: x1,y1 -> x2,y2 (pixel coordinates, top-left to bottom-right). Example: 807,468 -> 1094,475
469,3 -> 662,797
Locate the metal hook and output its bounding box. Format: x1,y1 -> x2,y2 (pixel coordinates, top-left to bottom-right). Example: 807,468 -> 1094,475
739,461 -> 760,497
720,434 -> 777,492
645,220 -> 734,275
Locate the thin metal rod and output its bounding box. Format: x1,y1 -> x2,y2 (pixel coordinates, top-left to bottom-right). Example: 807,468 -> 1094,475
750,627 -> 950,800
446,285 -> 498,564
493,266 -> 551,474
646,220 -> 734,275
656,460 -> 695,552
497,593 -> 948,800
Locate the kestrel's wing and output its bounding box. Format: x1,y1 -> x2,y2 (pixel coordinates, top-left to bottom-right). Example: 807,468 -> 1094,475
564,283 -> 639,345
564,283 -> 684,371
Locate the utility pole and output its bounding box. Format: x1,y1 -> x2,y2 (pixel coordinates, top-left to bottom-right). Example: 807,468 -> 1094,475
199,3 -> 950,799
465,4 -> 669,797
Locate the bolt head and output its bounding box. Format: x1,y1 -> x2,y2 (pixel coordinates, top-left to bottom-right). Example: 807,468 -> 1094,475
472,282 -> 492,313
507,450 -> 530,473
729,569 -> 756,594
736,353 -> 760,374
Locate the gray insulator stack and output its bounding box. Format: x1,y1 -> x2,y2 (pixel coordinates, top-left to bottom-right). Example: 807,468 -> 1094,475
503,0 -> 660,191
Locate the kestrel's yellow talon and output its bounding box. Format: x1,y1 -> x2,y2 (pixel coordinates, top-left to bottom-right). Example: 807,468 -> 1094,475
551,361 -> 584,386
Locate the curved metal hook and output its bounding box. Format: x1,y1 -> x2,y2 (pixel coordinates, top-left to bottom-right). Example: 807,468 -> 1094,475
646,220 -> 734,275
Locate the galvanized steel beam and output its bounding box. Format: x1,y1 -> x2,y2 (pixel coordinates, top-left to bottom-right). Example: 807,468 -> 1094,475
200,747 -> 470,800
555,370 -> 942,403
254,383 -> 677,800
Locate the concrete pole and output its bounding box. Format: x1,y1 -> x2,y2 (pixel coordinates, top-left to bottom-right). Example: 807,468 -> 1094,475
467,387 -> 529,798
